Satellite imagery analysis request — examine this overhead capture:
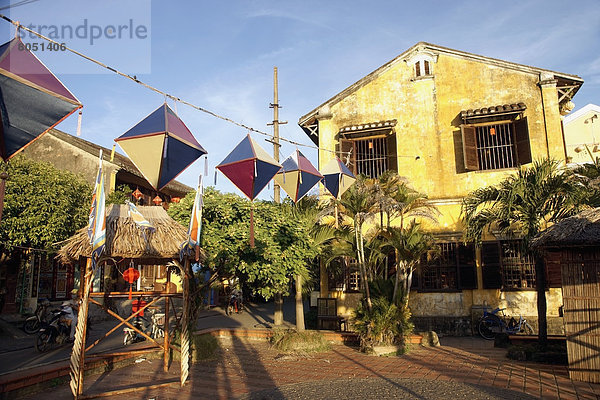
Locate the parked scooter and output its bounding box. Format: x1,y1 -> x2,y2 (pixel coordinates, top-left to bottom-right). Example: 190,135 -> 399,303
35,307 -> 72,352
23,298 -> 51,334
123,298 -> 165,345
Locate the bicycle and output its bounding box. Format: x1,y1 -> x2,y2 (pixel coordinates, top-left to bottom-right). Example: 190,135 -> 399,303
478,307 -> 534,340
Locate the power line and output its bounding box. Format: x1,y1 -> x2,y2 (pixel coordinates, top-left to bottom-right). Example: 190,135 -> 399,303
0,14 -> 341,155
0,0 -> 42,11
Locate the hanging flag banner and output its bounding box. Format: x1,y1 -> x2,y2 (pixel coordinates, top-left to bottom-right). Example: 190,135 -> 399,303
0,37 -> 82,161
216,134 -> 281,246
180,175 -> 204,261
115,103 -> 207,190
321,157 -> 356,199
274,150 -> 323,203
87,151 -> 106,270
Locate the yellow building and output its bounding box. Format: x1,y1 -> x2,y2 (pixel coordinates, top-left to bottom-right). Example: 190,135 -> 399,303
299,42 -> 583,335
563,104 -> 600,165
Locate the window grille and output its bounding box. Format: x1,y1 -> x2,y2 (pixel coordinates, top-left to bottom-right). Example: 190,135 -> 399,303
501,241 -> 536,289
421,243 -> 458,290
476,122 -> 516,170
354,136 -> 388,178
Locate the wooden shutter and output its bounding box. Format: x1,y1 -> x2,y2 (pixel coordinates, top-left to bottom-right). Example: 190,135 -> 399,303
461,124 -> 479,170
458,243 -> 477,289
386,133 -> 398,172
481,242 -> 502,289
544,250 -> 562,288
336,138 -> 356,174
514,117 -> 532,165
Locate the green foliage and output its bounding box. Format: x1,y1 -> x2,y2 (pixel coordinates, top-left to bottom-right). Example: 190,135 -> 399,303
0,156 -> 91,250
270,328 -> 330,354
461,158 -> 583,248
167,187 -> 324,300
106,184 -> 133,205
352,296 -> 413,352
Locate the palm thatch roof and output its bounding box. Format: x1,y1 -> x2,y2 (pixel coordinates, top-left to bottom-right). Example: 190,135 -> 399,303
59,204 -> 189,262
533,207 -> 600,248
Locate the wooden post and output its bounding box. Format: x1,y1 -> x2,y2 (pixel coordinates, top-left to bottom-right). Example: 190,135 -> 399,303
180,258 -> 190,386
70,258 -> 93,399
163,270 -> 170,372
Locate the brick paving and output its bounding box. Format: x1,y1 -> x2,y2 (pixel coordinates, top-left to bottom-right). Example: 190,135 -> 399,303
18,336 -> 600,400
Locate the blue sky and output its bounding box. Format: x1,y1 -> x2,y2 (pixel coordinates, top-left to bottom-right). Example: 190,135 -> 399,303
2,0 -> 599,199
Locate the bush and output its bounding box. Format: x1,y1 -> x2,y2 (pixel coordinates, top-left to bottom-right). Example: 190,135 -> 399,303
270,329 -> 330,354
352,296 -> 414,353
304,308 -> 318,330
506,342 -> 567,364
172,333 -> 220,362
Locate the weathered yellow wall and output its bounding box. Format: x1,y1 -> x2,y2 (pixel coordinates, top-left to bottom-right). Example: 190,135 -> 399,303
563,107 -> 600,164
318,49 -> 569,321
319,52 -> 566,200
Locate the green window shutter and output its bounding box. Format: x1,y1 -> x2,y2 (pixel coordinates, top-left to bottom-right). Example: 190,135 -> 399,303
481,242 -> 502,289
545,250 -> 562,288
461,124 -> 479,171
514,117 -> 532,165
386,133 -> 398,172
336,138 -> 356,175
458,243 -> 477,289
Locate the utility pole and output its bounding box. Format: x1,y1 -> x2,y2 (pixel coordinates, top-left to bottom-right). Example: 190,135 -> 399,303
267,67 -> 287,326
268,66 -> 287,203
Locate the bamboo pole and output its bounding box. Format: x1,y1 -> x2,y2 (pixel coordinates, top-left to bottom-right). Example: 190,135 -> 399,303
180,258 -> 190,386
163,271 -> 170,372
70,258 -> 93,399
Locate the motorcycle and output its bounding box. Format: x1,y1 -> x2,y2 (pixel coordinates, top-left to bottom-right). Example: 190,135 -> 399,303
225,292 -> 243,316
35,308 -> 72,352
23,298 -> 51,334
123,299 -> 165,346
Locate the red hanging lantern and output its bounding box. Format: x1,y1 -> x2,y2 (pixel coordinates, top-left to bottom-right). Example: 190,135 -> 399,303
171,196 -> 181,203
123,267 -> 140,299
152,195 -> 162,205
132,188 -> 143,200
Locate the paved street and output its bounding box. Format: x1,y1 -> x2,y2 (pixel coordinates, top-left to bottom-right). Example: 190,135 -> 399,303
16,334 -> 600,400
0,297 -> 597,399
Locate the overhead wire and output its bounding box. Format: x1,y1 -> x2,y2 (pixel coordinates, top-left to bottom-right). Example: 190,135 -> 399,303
0,14 -> 343,155
0,14 -> 421,161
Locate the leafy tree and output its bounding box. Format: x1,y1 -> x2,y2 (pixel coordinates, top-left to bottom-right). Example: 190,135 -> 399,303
168,187 -> 321,305
0,156 -> 91,252
461,158 -> 584,346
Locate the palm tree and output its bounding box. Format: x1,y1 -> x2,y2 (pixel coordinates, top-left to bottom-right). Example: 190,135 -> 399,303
461,158 -> 584,346
328,175 -> 378,310
291,197 -> 336,331
382,222 -> 436,307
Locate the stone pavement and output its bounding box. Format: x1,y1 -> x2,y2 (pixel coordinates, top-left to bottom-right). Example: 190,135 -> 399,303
18,335 -> 600,400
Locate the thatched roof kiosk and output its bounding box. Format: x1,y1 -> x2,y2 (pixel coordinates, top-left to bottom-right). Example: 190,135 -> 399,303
533,207 -> 600,384
59,204 -> 189,264
60,204 -> 194,396
533,207 -> 600,248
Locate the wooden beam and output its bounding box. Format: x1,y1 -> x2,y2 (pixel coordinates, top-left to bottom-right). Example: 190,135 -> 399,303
86,296 -> 164,352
